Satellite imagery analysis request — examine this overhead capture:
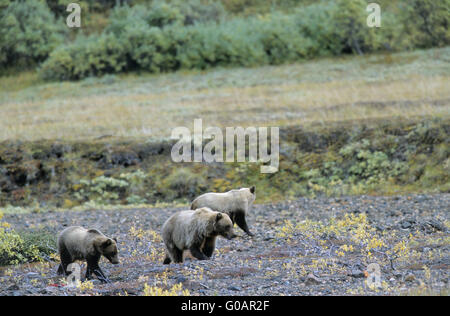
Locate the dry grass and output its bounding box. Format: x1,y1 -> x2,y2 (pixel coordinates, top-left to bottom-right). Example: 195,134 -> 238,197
1,48 -> 449,141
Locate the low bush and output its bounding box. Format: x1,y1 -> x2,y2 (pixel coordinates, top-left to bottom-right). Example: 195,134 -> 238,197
0,211 -> 55,265
403,0 -> 450,48
163,168 -> 208,200
38,0 -> 449,80
0,0 -> 66,69
40,32 -> 130,80
0,119 -> 448,208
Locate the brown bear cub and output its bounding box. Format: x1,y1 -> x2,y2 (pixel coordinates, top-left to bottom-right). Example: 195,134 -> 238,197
191,186 -> 256,236
57,226 -> 119,283
162,207 -> 236,264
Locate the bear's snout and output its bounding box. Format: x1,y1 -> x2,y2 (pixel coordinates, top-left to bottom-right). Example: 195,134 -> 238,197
108,255 -> 120,264
226,232 -> 237,240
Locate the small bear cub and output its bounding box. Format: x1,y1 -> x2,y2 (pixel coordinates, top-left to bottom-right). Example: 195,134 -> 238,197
162,207 -> 236,264
57,226 -> 119,283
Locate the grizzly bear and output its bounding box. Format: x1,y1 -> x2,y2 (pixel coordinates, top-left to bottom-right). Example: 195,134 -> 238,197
162,207 -> 236,264
57,226 -> 119,283
191,186 -> 256,236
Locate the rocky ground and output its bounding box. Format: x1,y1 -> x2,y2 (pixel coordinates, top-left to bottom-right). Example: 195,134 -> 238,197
1,194 -> 449,296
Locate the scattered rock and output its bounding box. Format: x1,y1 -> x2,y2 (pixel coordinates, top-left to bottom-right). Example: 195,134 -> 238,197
350,269 -> 365,278
305,273 -> 321,286
175,275 -> 187,283
110,150 -> 140,167
399,218 -> 416,230
228,286 -> 241,292
1,193 -> 448,296
421,219 -> 447,233
7,284 -> 20,291
405,274 -> 416,282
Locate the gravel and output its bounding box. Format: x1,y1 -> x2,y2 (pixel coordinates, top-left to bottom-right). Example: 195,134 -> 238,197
1,193 -> 449,296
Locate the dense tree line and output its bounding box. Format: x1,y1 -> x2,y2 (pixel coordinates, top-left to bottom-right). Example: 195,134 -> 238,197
0,0 -> 448,79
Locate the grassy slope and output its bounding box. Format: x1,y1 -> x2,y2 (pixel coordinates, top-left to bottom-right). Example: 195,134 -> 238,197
0,47 -> 449,141
0,48 -> 448,208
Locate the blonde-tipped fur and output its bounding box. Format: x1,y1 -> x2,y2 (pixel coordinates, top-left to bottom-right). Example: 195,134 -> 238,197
191,186 -> 256,236
162,207 -> 235,264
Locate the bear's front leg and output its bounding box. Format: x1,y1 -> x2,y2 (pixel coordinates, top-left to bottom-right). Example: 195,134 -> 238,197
202,237 -> 217,258
93,268 -> 111,284
164,246 -> 183,264
235,212 -> 254,236
87,256 -> 111,283
85,265 -> 92,280
189,244 -> 209,261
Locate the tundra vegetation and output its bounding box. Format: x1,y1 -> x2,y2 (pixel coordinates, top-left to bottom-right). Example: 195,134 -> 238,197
0,0 -> 448,296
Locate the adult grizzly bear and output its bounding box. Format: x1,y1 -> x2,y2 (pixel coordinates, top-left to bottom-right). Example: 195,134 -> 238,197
57,226 -> 119,283
162,207 -> 236,264
191,186 -> 256,236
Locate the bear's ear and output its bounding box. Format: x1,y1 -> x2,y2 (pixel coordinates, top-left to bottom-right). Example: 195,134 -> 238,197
250,186 -> 256,194
216,213 -> 223,222
113,237 -> 118,243
102,239 -> 112,248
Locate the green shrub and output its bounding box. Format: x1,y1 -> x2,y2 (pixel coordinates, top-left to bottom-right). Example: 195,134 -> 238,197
104,4 -> 150,36
19,230 -> 57,261
127,25 -> 180,73
0,212 -> 53,265
404,0 -> 450,48
177,18 -> 267,69
222,0 -> 260,14
45,0 -> 118,16
38,0 -> 449,80
72,170 -> 149,205
38,47 -> 74,81
106,1 -> 225,32
73,175 -> 129,205
0,0 -> 67,69
258,13 -> 316,64
172,0 -> 226,25
339,139 -> 408,183
146,0 -> 184,27
293,1 -> 341,56
164,168 -> 207,199
40,32 -> 130,80
332,0 -> 380,55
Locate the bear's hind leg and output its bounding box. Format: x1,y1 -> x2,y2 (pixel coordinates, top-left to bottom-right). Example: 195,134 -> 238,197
163,255 -> 172,264
57,264 -> 66,275
57,245 -> 72,276
173,247 -> 184,263
166,246 -> 183,264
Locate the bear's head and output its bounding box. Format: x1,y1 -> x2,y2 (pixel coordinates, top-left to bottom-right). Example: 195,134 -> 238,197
214,212 -> 236,240
97,237 -> 119,264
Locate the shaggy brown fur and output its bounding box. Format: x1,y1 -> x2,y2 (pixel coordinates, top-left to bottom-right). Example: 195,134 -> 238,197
162,207 -> 236,264
57,226 -> 119,283
191,186 -> 256,236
